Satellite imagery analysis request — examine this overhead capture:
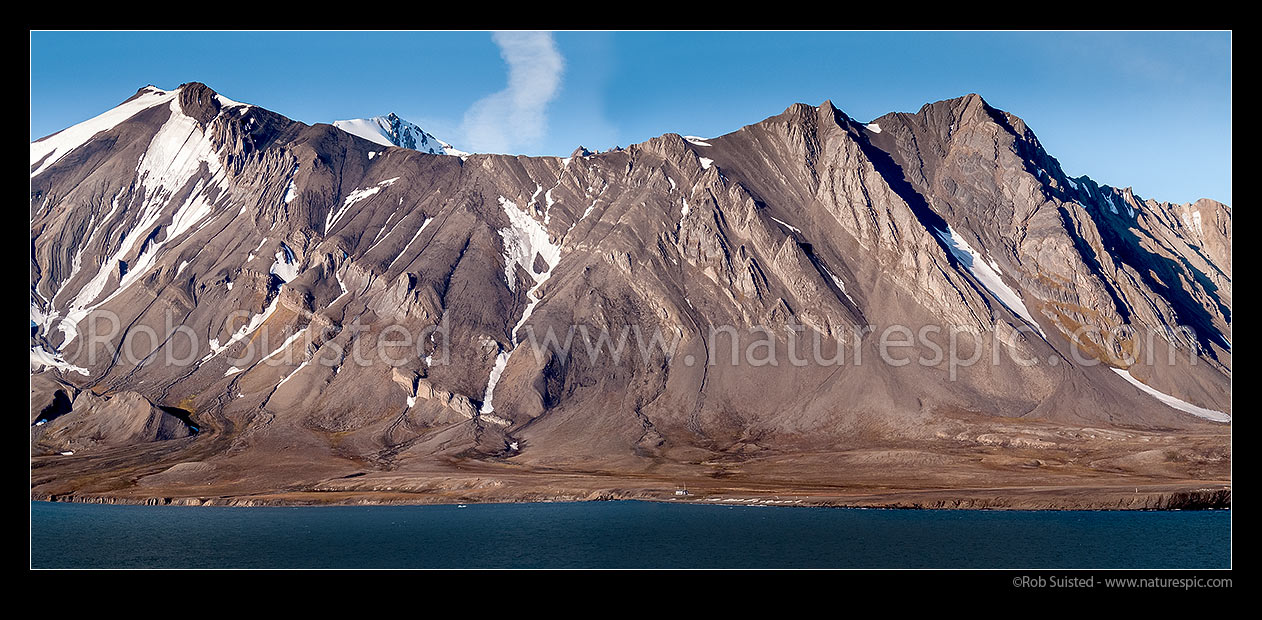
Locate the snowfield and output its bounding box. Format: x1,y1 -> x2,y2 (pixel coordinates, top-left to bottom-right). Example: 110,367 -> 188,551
935,225 -> 1046,337
31,86 -> 176,178
1112,368 -> 1231,423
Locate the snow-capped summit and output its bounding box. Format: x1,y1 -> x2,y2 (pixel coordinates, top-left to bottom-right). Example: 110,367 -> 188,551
332,113 -> 459,156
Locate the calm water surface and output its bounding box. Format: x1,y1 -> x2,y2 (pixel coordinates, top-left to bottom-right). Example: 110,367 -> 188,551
30,500 -> 1230,568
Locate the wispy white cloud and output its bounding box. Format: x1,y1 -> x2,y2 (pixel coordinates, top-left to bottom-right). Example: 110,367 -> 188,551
462,31 -> 564,154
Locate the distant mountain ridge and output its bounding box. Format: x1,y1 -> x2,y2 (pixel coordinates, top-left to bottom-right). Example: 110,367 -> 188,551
332,113 -> 462,156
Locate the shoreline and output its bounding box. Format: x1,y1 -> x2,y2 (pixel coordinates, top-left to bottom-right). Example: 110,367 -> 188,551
30,484 -> 1232,511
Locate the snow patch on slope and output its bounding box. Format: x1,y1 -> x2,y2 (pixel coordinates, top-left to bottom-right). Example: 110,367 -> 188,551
770,216 -> 802,234
260,327 -> 309,363
819,262 -> 858,307
480,348 -> 510,415
388,216 -> 434,269
1112,368 -> 1230,423
277,358 -> 315,389
935,225 -> 1045,337
437,138 -> 470,159
31,86 -> 177,178
481,196 -> 567,416
31,345 -> 90,376
200,296 -> 281,364
269,243 -> 300,282
497,196 -> 560,292
326,185 -> 383,233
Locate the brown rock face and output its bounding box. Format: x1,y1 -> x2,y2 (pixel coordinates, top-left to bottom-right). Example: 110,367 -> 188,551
29,84 -> 1230,506
31,378 -> 195,455
177,82 -> 222,126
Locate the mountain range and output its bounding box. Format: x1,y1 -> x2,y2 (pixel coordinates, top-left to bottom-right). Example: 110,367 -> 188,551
30,82 -> 1230,508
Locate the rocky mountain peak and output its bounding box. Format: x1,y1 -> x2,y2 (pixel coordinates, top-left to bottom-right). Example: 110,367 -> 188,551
816,99 -> 851,124
331,113 -> 449,155
177,82 -> 221,125
772,102 -> 828,129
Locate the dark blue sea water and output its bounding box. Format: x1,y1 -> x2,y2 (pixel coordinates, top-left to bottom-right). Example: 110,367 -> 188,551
30,500 -> 1230,569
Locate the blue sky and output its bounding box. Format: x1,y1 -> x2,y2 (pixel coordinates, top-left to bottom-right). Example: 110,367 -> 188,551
30,31 -> 1231,204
